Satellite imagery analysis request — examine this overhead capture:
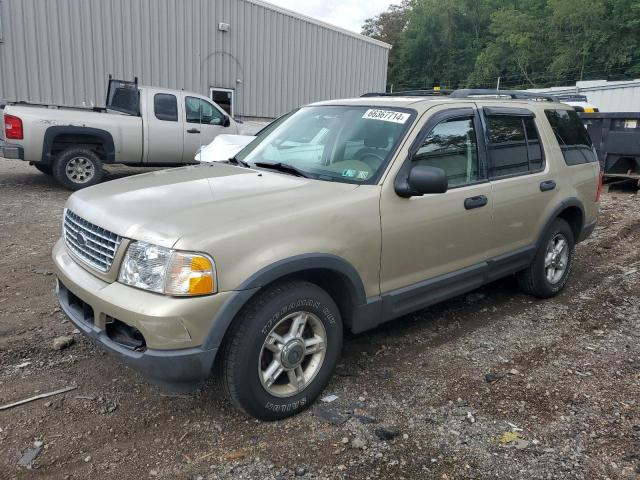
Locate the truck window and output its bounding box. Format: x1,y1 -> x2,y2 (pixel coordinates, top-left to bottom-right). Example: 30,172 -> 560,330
185,97 -> 224,125
413,116 -> 479,188
154,94 -> 178,122
544,109 -> 597,165
486,114 -> 544,178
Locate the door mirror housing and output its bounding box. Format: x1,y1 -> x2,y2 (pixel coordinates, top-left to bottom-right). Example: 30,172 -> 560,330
222,115 -> 231,127
396,165 -> 448,197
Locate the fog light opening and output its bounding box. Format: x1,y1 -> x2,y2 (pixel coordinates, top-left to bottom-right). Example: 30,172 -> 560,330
105,317 -> 146,351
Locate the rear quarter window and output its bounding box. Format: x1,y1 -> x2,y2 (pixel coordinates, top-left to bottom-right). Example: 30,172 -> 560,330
544,109 -> 597,165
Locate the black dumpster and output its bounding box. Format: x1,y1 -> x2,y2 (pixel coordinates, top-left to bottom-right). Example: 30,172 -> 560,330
579,112 -> 640,180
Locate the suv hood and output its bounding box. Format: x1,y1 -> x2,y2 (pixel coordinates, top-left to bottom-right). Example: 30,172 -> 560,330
65,163 -> 359,248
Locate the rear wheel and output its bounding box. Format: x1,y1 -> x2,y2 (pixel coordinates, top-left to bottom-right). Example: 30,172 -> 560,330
33,163 -> 53,175
52,146 -> 103,190
518,218 -> 575,298
221,280 -> 343,420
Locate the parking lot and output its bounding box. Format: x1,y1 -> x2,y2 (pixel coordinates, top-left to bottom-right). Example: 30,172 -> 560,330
1,160 -> 639,479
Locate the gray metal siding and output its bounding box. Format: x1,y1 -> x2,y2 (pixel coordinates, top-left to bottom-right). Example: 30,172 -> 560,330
0,0 -> 389,118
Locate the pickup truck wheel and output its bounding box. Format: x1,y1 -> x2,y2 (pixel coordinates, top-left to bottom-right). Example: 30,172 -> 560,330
221,280 -> 342,420
517,218 -> 575,298
33,163 -> 53,175
52,147 -> 103,190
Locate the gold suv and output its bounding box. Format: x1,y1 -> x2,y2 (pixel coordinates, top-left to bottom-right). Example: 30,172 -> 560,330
53,89 -> 601,420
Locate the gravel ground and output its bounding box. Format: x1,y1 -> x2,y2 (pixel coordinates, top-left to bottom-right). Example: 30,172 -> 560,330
0,160 -> 639,480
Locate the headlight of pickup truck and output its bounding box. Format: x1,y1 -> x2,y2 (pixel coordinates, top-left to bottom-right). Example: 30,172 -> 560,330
118,241 -> 216,296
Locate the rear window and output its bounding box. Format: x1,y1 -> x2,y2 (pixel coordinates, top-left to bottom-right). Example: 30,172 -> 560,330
486,115 -> 545,178
544,109 -> 597,165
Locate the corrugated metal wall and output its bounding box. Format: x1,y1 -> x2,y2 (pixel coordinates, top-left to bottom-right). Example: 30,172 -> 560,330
530,80 -> 640,113
0,0 -> 389,118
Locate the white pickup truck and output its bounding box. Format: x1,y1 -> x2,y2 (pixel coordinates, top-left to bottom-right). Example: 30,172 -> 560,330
1,78 -> 264,189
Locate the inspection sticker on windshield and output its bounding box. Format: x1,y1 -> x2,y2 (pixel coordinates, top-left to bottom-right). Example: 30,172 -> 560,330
362,109 -> 410,124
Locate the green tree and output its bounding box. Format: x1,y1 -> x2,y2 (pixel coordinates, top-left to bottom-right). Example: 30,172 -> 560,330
363,0 -> 640,92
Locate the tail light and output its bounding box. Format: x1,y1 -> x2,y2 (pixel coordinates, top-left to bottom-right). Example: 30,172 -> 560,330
4,114 -> 23,140
595,170 -> 603,202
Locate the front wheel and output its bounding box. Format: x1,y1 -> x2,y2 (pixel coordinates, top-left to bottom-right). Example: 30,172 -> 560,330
518,218 -> 575,298
221,280 -> 343,420
52,146 -> 103,190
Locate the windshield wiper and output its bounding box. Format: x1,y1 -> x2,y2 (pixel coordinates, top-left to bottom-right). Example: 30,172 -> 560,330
253,161 -> 311,178
228,156 -> 251,168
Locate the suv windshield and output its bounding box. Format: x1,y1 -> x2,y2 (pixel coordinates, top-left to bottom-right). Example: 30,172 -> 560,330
237,106 -> 413,183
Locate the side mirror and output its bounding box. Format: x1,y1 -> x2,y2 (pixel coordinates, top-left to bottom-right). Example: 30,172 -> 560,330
222,115 -> 231,127
396,165 -> 448,197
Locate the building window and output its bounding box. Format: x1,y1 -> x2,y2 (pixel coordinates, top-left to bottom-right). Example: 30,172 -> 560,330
153,94 -> 178,122
210,88 -> 234,117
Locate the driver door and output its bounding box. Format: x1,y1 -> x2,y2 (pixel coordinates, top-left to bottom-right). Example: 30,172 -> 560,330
182,95 -> 230,163
379,105 -> 493,314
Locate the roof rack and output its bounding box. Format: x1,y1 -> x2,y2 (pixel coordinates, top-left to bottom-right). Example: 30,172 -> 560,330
449,89 -> 556,102
361,89 -> 453,97
362,88 -> 557,102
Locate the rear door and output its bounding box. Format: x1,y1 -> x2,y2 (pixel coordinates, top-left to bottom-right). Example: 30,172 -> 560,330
181,95 -> 233,163
482,106 -> 557,258
144,90 -> 184,163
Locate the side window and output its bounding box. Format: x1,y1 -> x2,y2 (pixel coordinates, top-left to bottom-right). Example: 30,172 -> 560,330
544,109 -> 597,165
154,94 -> 178,122
413,116 -> 479,187
486,115 -> 529,177
185,97 -> 224,125
486,114 -> 545,178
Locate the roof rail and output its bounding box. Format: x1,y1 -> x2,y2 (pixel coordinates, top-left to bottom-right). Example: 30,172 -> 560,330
449,89 -> 556,102
361,89 -> 453,97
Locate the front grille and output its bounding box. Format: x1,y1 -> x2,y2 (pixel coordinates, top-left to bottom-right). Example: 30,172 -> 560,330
63,210 -> 122,272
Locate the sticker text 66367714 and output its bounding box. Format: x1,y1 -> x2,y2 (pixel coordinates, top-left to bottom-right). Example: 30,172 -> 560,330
362,109 -> 411,124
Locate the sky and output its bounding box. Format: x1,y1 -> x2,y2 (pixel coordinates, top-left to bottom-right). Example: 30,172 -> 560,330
264,0 -> 401,34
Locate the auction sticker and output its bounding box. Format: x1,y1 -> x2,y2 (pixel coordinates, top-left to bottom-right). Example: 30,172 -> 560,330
362,109 -> 410,124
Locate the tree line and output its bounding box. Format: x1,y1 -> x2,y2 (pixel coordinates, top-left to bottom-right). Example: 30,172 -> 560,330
362,0 -> 640,92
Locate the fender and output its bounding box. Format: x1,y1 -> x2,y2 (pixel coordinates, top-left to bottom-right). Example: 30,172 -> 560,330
42,126 -> 116,165
535,197 -> 585,248
202,254 -> 369,350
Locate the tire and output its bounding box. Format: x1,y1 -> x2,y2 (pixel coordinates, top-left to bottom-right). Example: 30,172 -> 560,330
517,218 -> 575,298
33,163 -> 53,175
52,146 -> 103,190
221,280 -> 343,420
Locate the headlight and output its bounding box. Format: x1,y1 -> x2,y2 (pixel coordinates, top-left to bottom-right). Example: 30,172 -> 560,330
118,241 -> 216,296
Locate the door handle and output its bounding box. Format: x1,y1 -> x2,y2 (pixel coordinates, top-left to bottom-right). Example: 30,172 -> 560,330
187,128 -> 201,134
540,180 -> 556,192
464,195 -> 488,210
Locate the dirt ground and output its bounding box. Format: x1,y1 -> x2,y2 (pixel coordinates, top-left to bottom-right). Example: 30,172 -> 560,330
0,160 -> 638,480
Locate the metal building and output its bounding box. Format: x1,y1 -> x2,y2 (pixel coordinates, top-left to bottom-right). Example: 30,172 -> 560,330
0,0 -> 390,119
530,79 -> 640,112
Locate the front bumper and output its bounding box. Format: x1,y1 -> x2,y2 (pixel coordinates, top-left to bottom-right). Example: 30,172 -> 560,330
53,239 -> 233,390
0,139 -> 24,160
